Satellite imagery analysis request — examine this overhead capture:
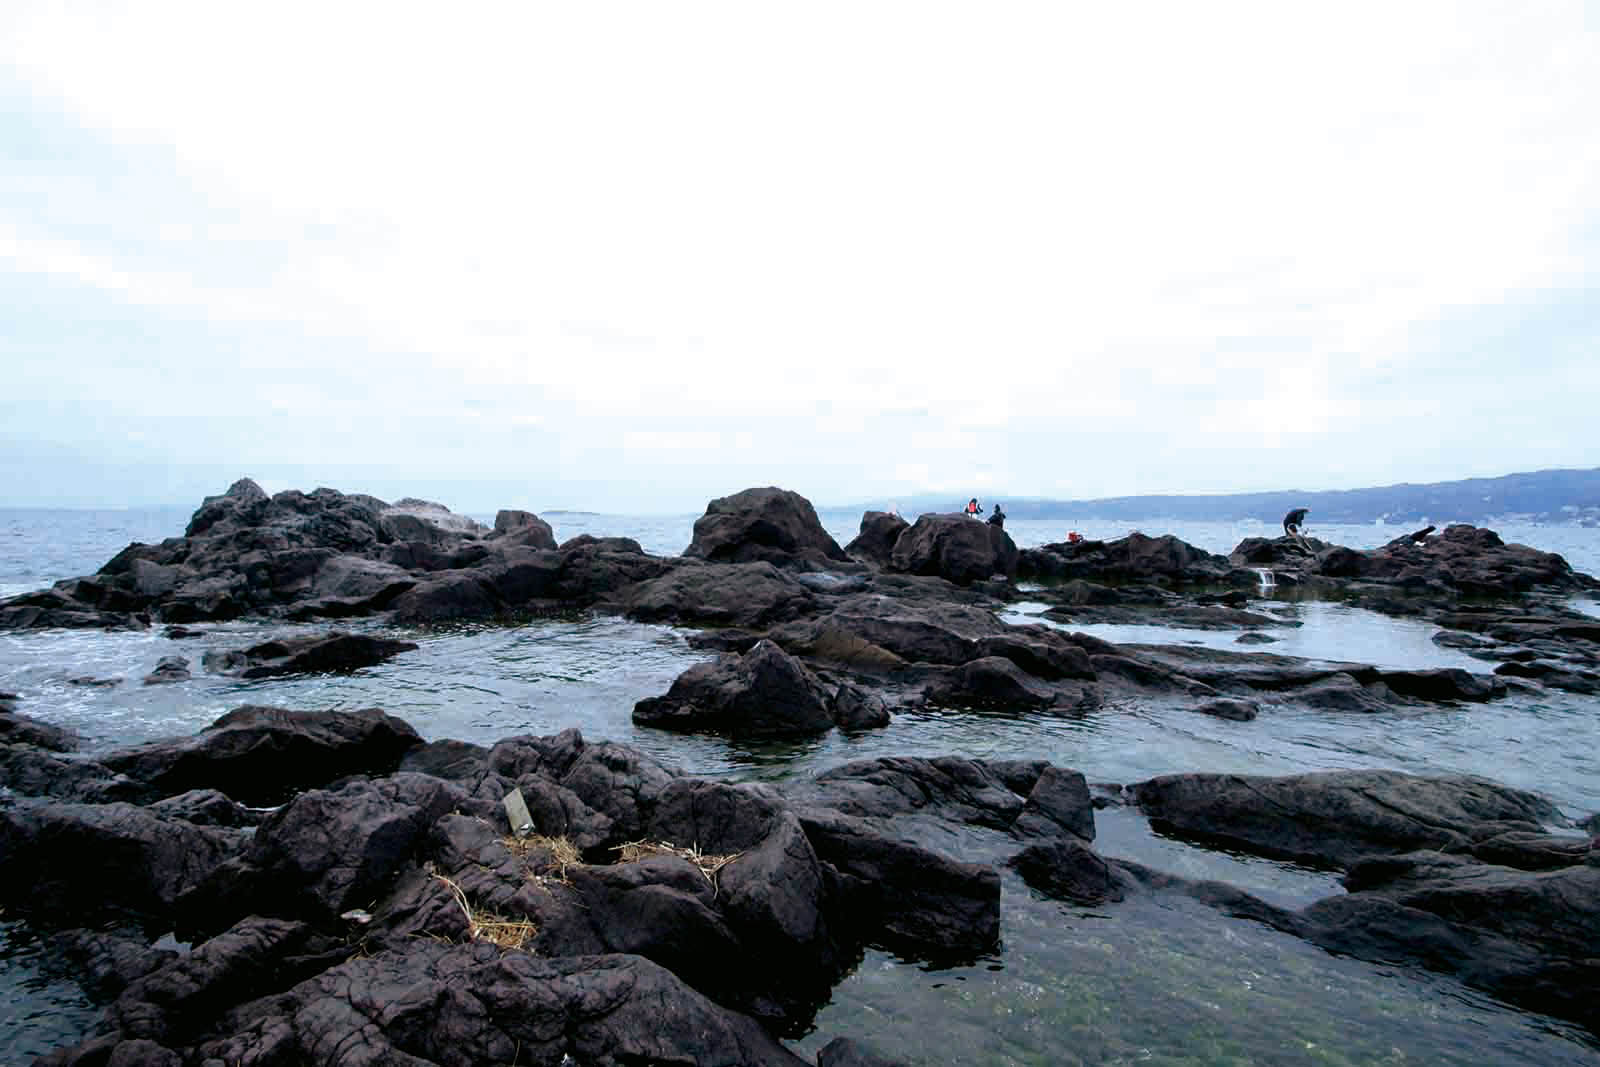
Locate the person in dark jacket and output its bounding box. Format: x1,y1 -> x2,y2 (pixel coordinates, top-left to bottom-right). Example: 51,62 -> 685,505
1283,507 -> 1308,537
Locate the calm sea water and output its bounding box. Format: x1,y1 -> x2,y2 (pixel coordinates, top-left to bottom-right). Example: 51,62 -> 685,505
3,505 -> 1599,1064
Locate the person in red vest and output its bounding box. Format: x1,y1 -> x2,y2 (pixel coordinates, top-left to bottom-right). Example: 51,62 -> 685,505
965,497 -> 983,517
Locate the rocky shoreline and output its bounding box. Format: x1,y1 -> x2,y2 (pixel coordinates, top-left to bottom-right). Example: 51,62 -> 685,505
2,481 -> 1598,1062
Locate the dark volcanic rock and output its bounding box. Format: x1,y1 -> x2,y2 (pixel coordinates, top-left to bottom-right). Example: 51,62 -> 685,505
106,916 -> 347,1048
194,945 -> 810,1067
768,593 -> 1005,667
147,788 -> 261,828
1375,667 -> 1505,703
1341,851 -> 1600,959
102,705 -> 423,806
178,773 -> 460,938
685,486 -> 850,568
924,656 -> 1098,711
818,1037 -> 913,1067
1022,532 -> 1232,584
0,800 -> 243,919
1194,698 -> 1259,721
1289,673 -> 1393,712
486,729 -> 681,847
1009,838 -> 1124,904
623,561 -> 815,628
0,745 -> 142,802
387,568 -> 501,623
0,708 -> 82,752
975,629 -> 1096,680
831,683 -> 891,731
1011,765 -> 1096,841
490,508 -> 557,548
201,631 -> 418,678
1231,523 -> 1598,601
888,513 -> 1019,585
184,477 -> 270,538
844,510 -> 910,566
1294,890 -> 1600,1035
633,640 -> 837,737
1493,659 -> 1600,694
801,808 -> 1000,956
141,656 -> 192,685
1106,848 -> 1600,1038
800,756 -> 1026,830
51,929 -> 179,1001
1130,769 -> 1559,869
1462,829 -> 1595,870
644,779 -> 847,1022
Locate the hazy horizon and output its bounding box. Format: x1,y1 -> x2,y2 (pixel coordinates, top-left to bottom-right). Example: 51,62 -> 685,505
1,463 -> 1593,520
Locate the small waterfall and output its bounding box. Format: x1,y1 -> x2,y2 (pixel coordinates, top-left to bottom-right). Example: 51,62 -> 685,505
1254,567 -> 1277,591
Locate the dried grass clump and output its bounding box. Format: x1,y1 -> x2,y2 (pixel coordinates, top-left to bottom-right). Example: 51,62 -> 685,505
612,839 -> 741,884
435,873 -> 537,952
504,833 -> 582,884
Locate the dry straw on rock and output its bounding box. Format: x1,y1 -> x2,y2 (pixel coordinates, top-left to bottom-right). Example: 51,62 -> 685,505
612,839 -> 741,884
434,872 -> 537,951
505,833 -> 582,885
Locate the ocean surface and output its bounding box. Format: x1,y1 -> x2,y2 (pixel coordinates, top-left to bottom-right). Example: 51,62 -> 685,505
3,505 -> 1599,1064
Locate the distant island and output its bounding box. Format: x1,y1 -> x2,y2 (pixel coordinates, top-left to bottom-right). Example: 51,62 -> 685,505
840,467 -> 1600,526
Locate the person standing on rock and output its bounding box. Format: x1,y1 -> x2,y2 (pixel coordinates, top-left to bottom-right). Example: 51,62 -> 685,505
987,504 -> 1006,530
965,498 -> 984,518
1282,507 -> 1311,552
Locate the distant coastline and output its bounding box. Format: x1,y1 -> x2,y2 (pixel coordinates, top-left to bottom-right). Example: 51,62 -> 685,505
839,466 -> 1600,527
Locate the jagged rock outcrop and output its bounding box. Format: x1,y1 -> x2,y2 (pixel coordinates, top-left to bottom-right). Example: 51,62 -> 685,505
633,640 -> 874,737
0,800 -> 244,919
844,510 -> 909,566
20,712 -> 1026,1061
0,479 -> 608,630
888,513 -> 1018,585
1020,531 -> 1238,585
685,487 -> 851,568
1232,524 -> 1599,599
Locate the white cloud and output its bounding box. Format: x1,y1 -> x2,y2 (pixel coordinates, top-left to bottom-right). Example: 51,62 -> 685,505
1,1 -> 1597,507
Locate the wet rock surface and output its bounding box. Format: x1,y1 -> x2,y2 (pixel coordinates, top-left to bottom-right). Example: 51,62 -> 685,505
6,481 -> 1600,1057
1128,769 -> 1561,869
633,640 -> 869,737
200,630 -> 419,678
12,712 -> 1031,1063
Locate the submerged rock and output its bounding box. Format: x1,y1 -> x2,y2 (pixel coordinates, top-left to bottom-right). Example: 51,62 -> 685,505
201,631 -> 418,679
141,655 -> 191,686
1129,769 -> 1560,869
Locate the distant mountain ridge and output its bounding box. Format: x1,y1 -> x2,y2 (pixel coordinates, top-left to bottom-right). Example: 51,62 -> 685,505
840,467 -> 1600,527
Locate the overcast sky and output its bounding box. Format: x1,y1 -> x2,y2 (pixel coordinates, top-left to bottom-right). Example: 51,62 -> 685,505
3,3 -> 1596,514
